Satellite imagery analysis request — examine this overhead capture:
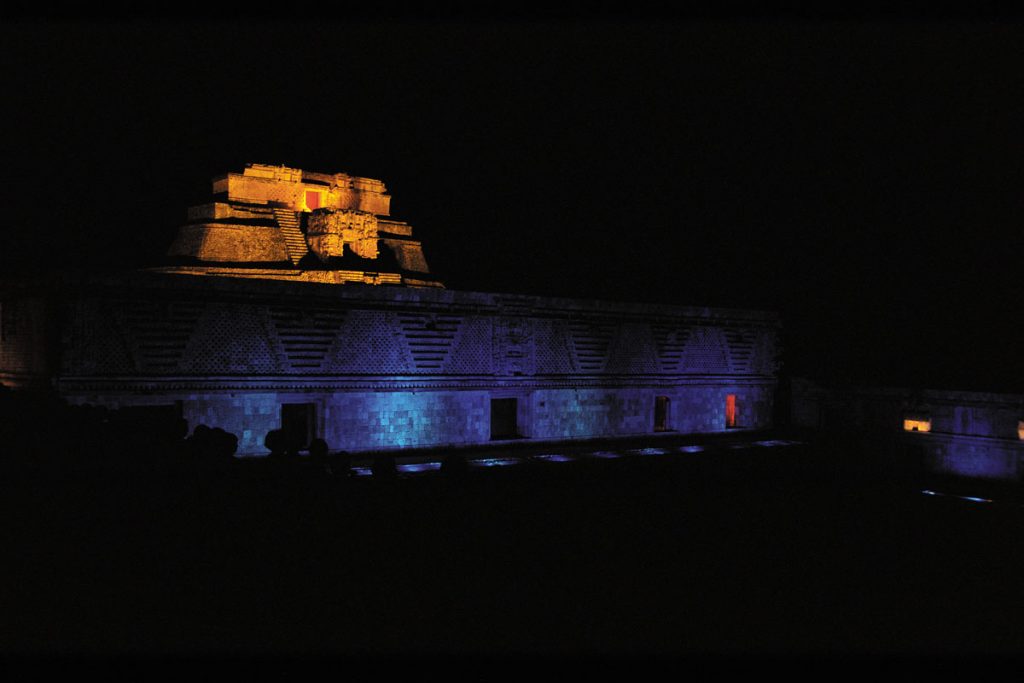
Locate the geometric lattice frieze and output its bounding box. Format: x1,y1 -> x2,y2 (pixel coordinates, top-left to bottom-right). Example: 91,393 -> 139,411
182,303 -> 280,375
568,320 -> 616,372
120,299 -> 206,372
268,305 -> 348,371
652,324 -> 692,373
64,300 -> 133,374
395,313 -> 464,370
680,326 -> 729,374
723,326 -> 758,373
605,323 -> 659,374
533,319 -> 574,374
397,313 -> 463,371
327,309 -> 413,374
445,316 -> 493,374
752,329 -> 779,375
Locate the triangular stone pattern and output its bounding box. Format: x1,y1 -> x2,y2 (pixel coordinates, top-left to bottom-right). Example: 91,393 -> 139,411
752,329 -> 778,375
120,299 -> 205,372
652,324 -> 691,373
568,321 -> 616,372
268,306 -> 348,372
398,314 -> 463,371
724,326 -> 759,373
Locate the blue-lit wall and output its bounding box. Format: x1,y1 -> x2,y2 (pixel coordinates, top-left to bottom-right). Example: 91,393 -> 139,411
63,384 -> 773,454
529,385 -> 773,440
321,390 -> 491,451
42,274 -> 780,455
930,436 -> 1021,480
127,390 -> 492,454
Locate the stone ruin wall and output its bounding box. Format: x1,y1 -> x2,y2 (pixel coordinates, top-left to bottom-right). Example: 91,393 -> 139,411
47,280 -> 780,454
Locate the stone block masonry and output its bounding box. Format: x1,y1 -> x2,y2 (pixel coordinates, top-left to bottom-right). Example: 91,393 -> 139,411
21,272 -> 780,455
0,163 -> 780,456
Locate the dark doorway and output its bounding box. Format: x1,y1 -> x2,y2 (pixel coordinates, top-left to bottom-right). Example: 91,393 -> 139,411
654,395 -> 670,432
282,403 -> 316,450
726,394 -> 737,428
491,398 -> 518,440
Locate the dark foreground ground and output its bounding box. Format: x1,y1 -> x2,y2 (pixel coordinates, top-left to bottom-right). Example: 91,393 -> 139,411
3,432 -> 1024,666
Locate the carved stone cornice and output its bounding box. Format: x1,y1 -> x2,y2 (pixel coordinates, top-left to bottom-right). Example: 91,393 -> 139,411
55,374 -> 777,394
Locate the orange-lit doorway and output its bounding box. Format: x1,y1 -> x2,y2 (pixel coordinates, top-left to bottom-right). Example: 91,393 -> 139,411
725,394 -> 737,428
304,190 -> 321,210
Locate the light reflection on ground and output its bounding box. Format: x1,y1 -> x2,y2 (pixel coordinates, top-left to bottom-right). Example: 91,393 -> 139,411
396,462 -> 442,474
921,489 -> 993,504
532,453 -> 576,462
625,447 -> 667,456
469,457 -> 522,468
347,437 -> 805,478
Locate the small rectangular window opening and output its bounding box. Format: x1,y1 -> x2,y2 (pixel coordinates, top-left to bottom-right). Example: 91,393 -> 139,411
903,418 -> 931,433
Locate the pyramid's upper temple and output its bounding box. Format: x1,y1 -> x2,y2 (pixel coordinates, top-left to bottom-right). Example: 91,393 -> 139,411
155,163 -> 442,287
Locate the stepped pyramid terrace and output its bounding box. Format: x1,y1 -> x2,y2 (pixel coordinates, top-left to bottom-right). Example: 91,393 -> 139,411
155,163 -> 442,288
0,164 -> 780,455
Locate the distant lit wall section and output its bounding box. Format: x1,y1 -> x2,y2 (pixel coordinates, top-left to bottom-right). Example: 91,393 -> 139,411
933,439 -> 1019,480
791,380 -> 1024,482
903,418 -> 932,433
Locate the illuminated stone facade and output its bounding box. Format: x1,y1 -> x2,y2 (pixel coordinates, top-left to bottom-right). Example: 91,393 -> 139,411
159,164 -> 441,288
0,164 -> 782,456
1,274 -> 779,455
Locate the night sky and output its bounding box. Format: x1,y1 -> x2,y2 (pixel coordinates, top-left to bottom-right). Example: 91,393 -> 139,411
2,19 -> 1022,392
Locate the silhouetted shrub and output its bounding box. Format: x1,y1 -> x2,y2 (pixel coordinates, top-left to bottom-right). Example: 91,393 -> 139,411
331,449 -> 353,477
309,438 -> 329,473
371,453 -> 397,479
264,429 -> 286,458
440,454 -> 468,477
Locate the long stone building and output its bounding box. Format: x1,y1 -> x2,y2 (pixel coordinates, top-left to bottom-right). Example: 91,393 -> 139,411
0,164 -> 781,455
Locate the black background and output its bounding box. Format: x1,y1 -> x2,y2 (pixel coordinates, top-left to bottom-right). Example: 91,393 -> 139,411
2,17 -> 1021,392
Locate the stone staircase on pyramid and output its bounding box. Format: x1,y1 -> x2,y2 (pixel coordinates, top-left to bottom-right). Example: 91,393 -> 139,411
272,208 -> 309,265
